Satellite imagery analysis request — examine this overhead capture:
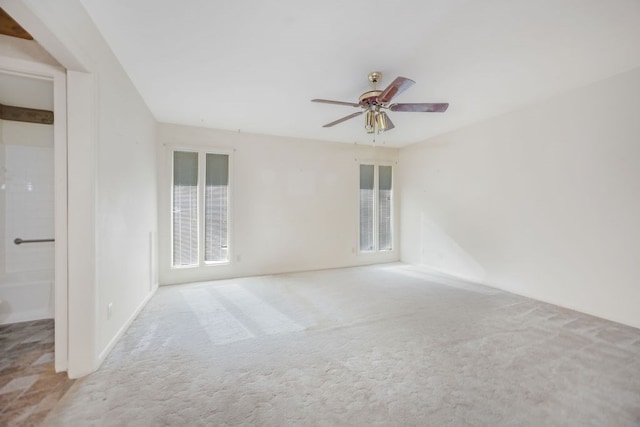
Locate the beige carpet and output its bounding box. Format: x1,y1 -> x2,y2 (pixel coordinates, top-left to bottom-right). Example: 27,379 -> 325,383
44,264 -> 640,426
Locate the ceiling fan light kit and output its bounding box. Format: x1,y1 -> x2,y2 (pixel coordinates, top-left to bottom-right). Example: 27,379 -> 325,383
365,110 -> 375,132
312,72 -> 449,135
376,111 -> 392,133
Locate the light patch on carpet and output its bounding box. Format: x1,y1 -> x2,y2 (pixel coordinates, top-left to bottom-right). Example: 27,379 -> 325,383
215,284 -> 305,336
130,322 -> 158,356
180,288 -> 255,345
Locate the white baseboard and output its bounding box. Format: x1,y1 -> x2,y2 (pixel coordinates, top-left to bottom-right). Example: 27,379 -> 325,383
97,288 -> 157,364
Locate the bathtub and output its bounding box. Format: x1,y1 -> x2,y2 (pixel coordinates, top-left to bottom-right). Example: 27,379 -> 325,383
0,270 -> 54,325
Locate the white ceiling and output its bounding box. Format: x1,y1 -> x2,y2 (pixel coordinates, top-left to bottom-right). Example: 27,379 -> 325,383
81,0 -> 640,147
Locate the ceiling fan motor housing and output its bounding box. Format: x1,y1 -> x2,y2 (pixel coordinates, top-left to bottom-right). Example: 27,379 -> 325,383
359,90 -> 383,108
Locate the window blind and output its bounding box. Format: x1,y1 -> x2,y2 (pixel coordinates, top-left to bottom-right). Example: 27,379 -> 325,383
378,165 -> 392,251
172,151 -> 198,266
204,153 -> 229,263
359,164 -> 375,251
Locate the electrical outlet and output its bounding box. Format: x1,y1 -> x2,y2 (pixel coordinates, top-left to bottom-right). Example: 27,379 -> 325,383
107,302 -> 113,319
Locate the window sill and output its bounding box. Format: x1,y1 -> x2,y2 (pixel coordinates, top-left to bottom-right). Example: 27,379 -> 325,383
357,249 -> 396,256
203,260 -> 231,267
171,260 -> 231,270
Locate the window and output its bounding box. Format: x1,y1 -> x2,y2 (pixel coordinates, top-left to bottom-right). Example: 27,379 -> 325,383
172,150 -> 230,267
359,163 -> 393,252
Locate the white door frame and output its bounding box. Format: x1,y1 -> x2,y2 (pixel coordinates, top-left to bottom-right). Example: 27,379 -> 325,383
2,0 -> 101,378
0,58 -> 69,372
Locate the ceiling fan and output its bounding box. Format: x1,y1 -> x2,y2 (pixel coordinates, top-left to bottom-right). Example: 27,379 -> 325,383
311,72 -> 449,134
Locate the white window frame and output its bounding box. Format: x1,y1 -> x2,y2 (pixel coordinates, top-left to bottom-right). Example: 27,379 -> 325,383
358,160 -> 395,254
170,146 -> 233,269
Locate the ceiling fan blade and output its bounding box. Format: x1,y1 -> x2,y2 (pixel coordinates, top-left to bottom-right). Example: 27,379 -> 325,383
389,103 -> 449,112
377,77 -> 415,104
322,111 -> 364,127
311,99 -> 361,107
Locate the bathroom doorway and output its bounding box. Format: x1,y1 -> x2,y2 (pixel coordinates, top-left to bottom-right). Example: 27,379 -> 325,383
0,60 -> 68,373
0,72 -> 55,325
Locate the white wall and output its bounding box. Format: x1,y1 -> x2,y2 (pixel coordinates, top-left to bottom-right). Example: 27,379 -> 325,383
158,124 -> 399,285
3,0 -> 159,376
400,67 -> 640,328
92,60 -> 157,361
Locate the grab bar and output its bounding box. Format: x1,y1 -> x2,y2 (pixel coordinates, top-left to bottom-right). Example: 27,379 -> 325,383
14,238 -> 55,245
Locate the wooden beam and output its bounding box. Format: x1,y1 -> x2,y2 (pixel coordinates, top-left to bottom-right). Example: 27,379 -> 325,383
0,103 -> 54,124
0,7 -> 33,40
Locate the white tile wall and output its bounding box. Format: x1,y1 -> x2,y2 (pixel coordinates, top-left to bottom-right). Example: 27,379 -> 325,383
1,121 -> 54,275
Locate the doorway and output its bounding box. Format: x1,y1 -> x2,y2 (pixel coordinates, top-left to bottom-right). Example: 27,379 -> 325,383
0,60 -> 68,373
0,65 -> 74,424
0,72 -> 55,325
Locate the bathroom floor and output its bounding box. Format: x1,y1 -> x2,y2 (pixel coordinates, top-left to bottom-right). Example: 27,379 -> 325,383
0,319 -> 74,426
